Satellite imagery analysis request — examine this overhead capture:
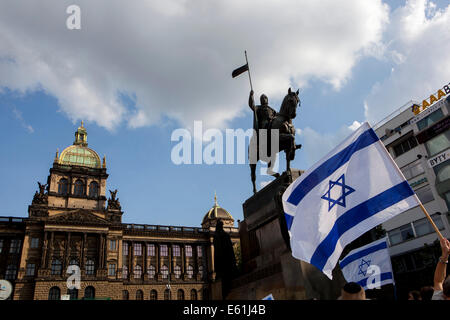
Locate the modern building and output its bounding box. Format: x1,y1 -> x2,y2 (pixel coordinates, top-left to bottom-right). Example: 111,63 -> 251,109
374,84 -> 450,293
0,122 -> 239,300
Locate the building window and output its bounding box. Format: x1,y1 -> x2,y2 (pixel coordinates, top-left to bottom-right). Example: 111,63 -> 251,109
5,264 -> 17,280
187,265 -> 194,279
122,290 -> 129,300
417,108 -> 444,131
69,259 -> 79,267
108,263 -> 116,276
68,288 -> 78,300
173,245 -> 180,257
434,161 -> 450,183
122,265 -> 128,279
426,131 -> 450,156
148,265 -> 156,278
160,245 -> 168,257
123,242 -> 129,256
48,287 -> 61,300
185,245 -> 192,257
84,286 -> 95,299
413,214 -> 445,237
89,181 -> 99,197
26,263 -> 36,276
150,290 -> 157,300
174,265 -> 181,279
51,259 -> 62,275
392,134 -> 418,158
164,289 -> 171,300
136,290 -> 144,300
203,288 -> 209,300
415,185 -> 434,203
9,239 -> 21,253
401,161 -> 425,180
148,244 -> 155,256
388,224 -> 415,246
30,237 -> 39,249
197,246 -> 203,257
86,259 -> 95,275
109,240 -> 117,251
58,178 -> 69,195
199,265 -> 204,279
177,289 -> 185,300
0,239 -> 3,253
191,289 -> 198,300
74,180 -> 85,196
134,243 -> 142,256
161,265 -> 169,279
134,265 -> 142,279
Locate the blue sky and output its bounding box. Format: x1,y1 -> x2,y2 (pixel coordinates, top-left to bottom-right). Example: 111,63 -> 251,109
0,0 -> 449,227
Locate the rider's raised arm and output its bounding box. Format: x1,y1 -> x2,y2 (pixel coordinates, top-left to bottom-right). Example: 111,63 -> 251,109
248,90 -> 256,112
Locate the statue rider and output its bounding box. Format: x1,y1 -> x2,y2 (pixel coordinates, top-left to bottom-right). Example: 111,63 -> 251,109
248,90 -> 277,130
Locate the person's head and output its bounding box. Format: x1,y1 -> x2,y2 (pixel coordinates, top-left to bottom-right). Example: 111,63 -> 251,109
408,290 -> 421,300
444,276 -> 450,300
340,282 -> 366,300
260,94 -> 268,106
420,286 -> 434,300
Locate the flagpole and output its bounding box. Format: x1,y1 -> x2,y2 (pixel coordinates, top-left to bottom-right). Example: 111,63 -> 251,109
245,50 -> 253,91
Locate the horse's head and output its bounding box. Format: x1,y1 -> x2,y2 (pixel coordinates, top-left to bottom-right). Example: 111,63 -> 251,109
280,88 -> 300,119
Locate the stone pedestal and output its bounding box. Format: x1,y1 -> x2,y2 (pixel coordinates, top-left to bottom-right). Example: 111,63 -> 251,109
227,169 -> 346,300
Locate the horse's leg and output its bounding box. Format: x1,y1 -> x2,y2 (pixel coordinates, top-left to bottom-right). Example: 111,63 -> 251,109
250,163 -> 257,194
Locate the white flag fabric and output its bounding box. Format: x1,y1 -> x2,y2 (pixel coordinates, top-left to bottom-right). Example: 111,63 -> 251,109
282,122 -> 419,279
339,238 -> 394,290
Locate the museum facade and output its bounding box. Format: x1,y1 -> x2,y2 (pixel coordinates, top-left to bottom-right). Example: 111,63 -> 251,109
0,122 -> 239,300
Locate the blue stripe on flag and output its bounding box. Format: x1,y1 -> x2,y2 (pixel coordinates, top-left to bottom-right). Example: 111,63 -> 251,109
357,272 -> 393,289
284,213 -> 294,231
339,241 -> 388,269
286,128 -> 379,207
310,181 -> 414,271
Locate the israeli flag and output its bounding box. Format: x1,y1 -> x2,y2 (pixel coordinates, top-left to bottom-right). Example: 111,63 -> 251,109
339,238 -> 394,290
282,122 -> 419,279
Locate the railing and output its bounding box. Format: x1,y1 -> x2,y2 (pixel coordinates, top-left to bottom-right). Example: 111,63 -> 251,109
124,224 -> 209,233
0,216 -> 26,223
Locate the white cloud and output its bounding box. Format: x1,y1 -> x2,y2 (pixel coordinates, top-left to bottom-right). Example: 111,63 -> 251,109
0,0 -> 389,130
296,123 -> 357,167
364,0 -> 450,125
11,106 -> 34,133
348,120 -> 363,131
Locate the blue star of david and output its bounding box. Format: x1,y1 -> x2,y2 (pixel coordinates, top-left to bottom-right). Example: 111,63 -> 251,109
321,174 -> 355,211
358,258 -> 371,277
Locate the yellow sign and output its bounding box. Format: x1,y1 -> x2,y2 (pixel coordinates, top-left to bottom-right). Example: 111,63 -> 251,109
412,82 -> 450,115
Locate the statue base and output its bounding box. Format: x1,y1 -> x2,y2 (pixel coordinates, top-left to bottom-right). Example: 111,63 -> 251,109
227,169 -> 346,300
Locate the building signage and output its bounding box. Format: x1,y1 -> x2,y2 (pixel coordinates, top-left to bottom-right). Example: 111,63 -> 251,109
428,149 -> 450,168
410,177 -> 428,188
411,81 -> 450,116
410,98 -> 449,125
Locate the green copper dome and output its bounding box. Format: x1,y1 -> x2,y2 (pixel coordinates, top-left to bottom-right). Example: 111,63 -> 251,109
59,145 -> 101,168
57,121 -> 102,169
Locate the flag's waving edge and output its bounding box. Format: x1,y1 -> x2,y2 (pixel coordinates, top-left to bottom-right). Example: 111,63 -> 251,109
282,122 -> 419,279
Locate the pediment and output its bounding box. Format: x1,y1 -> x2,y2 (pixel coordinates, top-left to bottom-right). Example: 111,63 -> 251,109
47,210 -> 110,225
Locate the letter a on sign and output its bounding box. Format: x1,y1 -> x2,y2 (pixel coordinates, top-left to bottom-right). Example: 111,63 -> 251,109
66,5 -> 81,30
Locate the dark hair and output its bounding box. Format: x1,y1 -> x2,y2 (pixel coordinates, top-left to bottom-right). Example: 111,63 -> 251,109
343,282 -> 362,294
444,276 -> 450,298
420,286 -> 434,300
408,290 -> 421,300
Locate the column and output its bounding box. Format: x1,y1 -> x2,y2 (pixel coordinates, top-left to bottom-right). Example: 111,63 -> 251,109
81,233 -> 87,269
47,232 -> 55,268
41,232 -> 48,268
181,245 -> 185,274
143,242 -> 147,275
64,232 -> 71,270
168,244 -> 172,274
130,241 -> 134,278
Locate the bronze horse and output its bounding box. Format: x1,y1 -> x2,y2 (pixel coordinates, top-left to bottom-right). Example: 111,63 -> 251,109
249,88 -> 302,194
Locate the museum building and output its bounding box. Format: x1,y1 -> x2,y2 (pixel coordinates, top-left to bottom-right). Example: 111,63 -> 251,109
0,122 -> 239,300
